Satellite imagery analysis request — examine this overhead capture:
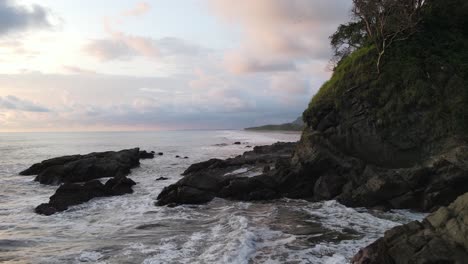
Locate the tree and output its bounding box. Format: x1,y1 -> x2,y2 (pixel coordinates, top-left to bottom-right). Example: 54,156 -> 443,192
352,0 -> 426,74
329,21 -> 367,68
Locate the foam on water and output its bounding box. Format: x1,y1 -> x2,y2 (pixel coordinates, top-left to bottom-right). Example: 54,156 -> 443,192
0,130 -> 425,264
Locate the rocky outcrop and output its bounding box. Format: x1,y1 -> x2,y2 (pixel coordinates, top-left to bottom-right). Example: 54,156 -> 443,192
277,128 -> 468,212
21,148 -> 153,215
21,148 -> 149,185
352,192 -> 468,264
156,142 -> 296,206
35,176 -> 136,215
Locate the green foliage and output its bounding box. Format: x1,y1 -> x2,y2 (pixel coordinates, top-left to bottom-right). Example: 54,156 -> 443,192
303,45 -> 376,125
303,0 -> 468,137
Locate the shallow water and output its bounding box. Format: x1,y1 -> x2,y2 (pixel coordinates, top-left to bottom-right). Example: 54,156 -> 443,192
0,130 -> 425,264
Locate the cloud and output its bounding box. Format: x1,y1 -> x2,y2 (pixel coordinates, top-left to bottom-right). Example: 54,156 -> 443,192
83,16 -> 207,62
0,0 -> 51,35
209,0 -> 352,73
122,2 -> 151,17
62,65 -> 97,75
270,73 -> 309,95
0,95 -> 49,112
225,51 -> 296,74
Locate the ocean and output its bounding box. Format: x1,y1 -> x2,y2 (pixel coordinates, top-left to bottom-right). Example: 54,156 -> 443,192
0,130 -> 425,264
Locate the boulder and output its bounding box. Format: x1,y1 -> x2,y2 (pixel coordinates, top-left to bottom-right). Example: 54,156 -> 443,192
352,192 -> 468,264
35,176 -> 136,215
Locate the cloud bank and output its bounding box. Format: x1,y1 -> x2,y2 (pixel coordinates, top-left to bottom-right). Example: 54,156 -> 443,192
0,0 -> 51,35
0,95 -> 49,112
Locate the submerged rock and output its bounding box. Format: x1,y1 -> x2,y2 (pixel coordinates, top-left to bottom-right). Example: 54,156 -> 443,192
352,192 -> 468,264
35,176 -> 136,215
21,148 -> 145,185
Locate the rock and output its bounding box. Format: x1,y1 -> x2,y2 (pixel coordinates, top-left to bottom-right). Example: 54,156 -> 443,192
156,142 -> 296,206
175,155 -> 180,158
246,145 -> 252,148
184,156 -> 189,159
156,177 -> 169,181
104,176 -> 136,195
182,159 -> 226,175
139,150 -> 155,159
156,186 -> 215,206
21,148 -> 144,185
352,192 -> 468,264
263,165 -> 271,173
35,176 -> 136,215
234,142 -> 241,145
158,152 -> 164,156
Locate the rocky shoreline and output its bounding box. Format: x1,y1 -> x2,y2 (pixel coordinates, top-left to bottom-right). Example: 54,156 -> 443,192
21,148 -> 154,215
19,139 -> 468,261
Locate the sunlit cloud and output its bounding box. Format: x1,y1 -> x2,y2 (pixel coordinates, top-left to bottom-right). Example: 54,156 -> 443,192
121,2 -> 151,17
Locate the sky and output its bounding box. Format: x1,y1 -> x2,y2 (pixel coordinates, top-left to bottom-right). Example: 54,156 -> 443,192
0,0 -> 352,132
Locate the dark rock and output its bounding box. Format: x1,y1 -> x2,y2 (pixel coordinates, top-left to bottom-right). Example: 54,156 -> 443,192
158,152 -> 164,156
352,192 -> 468,264
22,148 -> 144,185
182,159 -> 226,175
156,177 -> 169,181
35,176 -> 136,215
234,142 -> 241,145
139,150 -> 155,159
156,185 -> 215,206
175,155 -> 180,158
246,145 -> 252,148
20,155 -> 80,176
263,165 -> 271,173
156,142 -> 296,206
184,156 -> 189,159
104,176 -> 136,195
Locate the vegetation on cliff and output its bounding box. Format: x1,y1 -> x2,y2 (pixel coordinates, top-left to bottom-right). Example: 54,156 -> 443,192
304,0 -> 468,142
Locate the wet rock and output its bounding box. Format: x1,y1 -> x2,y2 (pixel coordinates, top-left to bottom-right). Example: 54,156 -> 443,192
158,152 -> 164,156
35,176 -> 136,215
352,192 -> 468,264
184,156 -> 189,159
104,176 -> 136,195
234,142 -> 241,145
156,177 -> 169,181
21,148 -> 146,185
156,142 -> 296,206
156,185 -> 215,206
139,150 -> 155,159
175,155 -> 180,158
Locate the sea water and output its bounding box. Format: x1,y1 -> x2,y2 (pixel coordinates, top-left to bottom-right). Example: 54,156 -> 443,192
0,130 -> 425,264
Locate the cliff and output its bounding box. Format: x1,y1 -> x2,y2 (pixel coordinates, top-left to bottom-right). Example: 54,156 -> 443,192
281,0 -> 468,211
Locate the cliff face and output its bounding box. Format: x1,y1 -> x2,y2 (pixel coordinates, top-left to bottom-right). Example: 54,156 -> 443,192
352,193 -> 468,264
277,0 -> 468,212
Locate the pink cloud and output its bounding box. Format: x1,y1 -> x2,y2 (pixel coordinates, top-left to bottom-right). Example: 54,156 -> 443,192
209,0 -> 351,73
122,2 -> 151,17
